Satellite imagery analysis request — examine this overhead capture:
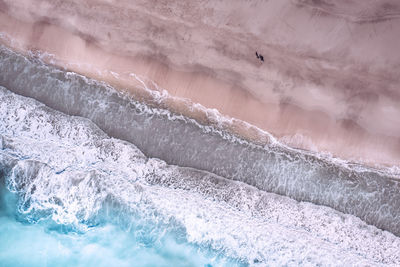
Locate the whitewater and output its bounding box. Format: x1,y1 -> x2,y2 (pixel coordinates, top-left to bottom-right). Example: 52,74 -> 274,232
0,45 -> 400,266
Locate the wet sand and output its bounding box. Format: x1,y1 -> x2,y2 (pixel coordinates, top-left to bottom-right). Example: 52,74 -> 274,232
0,0 -> 400,167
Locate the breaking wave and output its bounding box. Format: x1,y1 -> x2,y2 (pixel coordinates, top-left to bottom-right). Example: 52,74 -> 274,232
1,82 -> 400,265
0,45 -> 399,237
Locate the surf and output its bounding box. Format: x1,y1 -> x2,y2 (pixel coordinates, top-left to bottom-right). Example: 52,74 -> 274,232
1,83 -> 400,265
0,45 -> 399,237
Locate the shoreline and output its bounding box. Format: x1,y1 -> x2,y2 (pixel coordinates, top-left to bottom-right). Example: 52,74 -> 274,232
1,0 -> 400,168
2,44 -> 399,180
2,85 -> 400,265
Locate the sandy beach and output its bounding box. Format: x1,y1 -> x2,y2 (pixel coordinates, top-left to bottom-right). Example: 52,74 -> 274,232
1,0 -> 400,167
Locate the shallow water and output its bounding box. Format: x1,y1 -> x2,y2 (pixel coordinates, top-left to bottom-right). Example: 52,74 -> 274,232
1,43 -> 400,265
0,180 -> 241,267
0,45 -> 399,236
1,86 -> 400,266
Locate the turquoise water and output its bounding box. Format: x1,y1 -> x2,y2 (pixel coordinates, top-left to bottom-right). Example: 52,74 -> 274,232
1,84 -> 399,266
0,181 -> 242,267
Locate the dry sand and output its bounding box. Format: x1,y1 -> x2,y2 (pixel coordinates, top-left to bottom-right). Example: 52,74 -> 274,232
0,0 -> 399,167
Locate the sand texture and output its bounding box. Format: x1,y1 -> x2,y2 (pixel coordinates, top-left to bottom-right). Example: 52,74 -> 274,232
0,0 -> 399,167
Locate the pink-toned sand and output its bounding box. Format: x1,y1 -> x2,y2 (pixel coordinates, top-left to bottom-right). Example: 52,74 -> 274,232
0,0 -> 399,167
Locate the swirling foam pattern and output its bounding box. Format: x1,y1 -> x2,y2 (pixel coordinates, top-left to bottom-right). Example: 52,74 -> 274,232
0,45 -> 399,237
1,85 -> 400,265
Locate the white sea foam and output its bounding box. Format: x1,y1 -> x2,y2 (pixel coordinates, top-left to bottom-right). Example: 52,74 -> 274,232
1,42 -> 398,181
1,86 -> 400,266
123,69 -> 400,179
1,44 -> 399,237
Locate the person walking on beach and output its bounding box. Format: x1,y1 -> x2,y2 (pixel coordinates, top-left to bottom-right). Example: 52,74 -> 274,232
255,51 -> 264,62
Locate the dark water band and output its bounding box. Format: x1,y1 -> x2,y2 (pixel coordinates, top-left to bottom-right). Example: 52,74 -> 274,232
0,46 -> 399,236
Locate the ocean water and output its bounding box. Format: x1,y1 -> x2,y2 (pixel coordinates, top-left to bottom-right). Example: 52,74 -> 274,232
0,176 -> 240,267
0,87 -> 243,266
0,45 -> 399,236
0,45 -> 400,266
